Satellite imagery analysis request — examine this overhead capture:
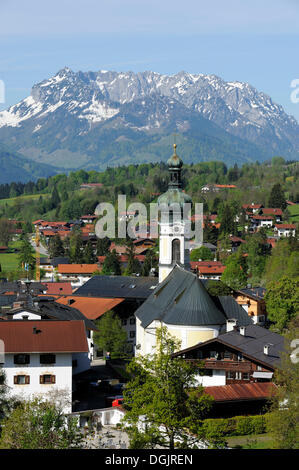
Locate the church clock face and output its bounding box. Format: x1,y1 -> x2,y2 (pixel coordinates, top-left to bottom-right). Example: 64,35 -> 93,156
173,225 -> 181,234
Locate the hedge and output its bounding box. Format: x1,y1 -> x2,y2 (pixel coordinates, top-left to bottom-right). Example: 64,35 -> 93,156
201,415 -> 268,437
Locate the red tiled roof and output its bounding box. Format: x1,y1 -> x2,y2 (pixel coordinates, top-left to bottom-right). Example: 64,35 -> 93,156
274,224 -> 296,229
204,382 -> 276,402
58,264 -> 99,274
214,184 -> 236,188
33,219 -> 45,225
190,261 -> 225,273
251,215 -> 273,220
229,236 -> 246,243
55,297 -> 125,320
286,200 -> 296,206
0,320 -> 88,353
197,266 -> 226,275
190,261 -> 223,267
98,254 -> 145,264
80,215 -> 98,219
261,208 -> 283,216
42,282 -> 73,295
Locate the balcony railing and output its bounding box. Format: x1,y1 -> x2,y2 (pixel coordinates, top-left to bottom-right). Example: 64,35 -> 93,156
184,359 -> 252,372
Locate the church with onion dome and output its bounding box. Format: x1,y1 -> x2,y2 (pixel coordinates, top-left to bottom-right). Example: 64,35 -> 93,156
135,144 -> 252,356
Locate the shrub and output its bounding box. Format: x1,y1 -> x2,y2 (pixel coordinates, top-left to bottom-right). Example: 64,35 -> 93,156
201,415 -> 267,438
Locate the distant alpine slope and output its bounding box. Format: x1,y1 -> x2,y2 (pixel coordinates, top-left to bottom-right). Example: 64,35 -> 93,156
0,67 -> 298,170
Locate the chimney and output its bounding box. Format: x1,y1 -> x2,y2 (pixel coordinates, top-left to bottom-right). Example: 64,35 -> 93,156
239,326 -> 246,336
264,344 -> 272,355
226,318 -> 237,332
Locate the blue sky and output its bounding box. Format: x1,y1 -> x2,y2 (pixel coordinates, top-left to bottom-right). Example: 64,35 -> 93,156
1,0 -> 299,120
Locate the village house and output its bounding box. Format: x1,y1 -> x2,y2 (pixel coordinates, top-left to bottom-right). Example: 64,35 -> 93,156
201,184 -> 236,193
250,214 -> 273,230
56,264 -> 100,287
233,287 -> 267,325
259,208 -> 283,222
190,261 -> 226,280
242,203 -> 263,214
0,295 -> 96,362
274,223 -> 296,238
0,320 -> 89,413
172,323 -> 283,390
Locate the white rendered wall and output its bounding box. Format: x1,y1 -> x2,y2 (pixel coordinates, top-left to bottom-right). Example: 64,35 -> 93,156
194,369 -> 226,387
136,319 -> 220,356
3,352 -> 73,413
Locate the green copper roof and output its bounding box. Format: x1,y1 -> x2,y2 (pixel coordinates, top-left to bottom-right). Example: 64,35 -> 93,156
135,265 -> 226,328
157,188 -> 192,207
135,265 -> 253,329
157,144 -> 192,208
167,144 -> 183,168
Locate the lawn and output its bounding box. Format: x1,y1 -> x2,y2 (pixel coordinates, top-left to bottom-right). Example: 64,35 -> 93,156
0,193 -> 50,207
0,240 -> 46,272
0,252 -> 20,271
288,204 -> 299,223
226,433 -> 275,449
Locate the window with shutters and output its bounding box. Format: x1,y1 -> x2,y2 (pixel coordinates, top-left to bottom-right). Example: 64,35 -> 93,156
40,374 -> 56,384
14,375 -> 30,385
40,354 -> 56,364
14,354 -> 30,365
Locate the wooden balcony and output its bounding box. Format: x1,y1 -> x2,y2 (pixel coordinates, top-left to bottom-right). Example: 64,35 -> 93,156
185,359 -> 252,372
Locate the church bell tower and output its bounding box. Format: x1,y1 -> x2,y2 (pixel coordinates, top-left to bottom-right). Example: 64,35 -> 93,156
157,144 -> 192,283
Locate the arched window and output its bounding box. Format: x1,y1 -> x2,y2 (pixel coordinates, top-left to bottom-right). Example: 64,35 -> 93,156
172,238 -> 181,263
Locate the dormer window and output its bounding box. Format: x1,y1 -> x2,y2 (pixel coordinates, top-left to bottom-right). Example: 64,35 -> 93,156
14,354 -> 30,365
40,354 -> 56,364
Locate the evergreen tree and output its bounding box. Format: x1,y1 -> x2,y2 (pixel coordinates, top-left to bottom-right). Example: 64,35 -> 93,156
50,186 -> 61,209
93,311 -> 128,358
84,240 -> 96,264
96,237 -> 111,256
141,249 -> 158,277
219,204 -> 236,235
49,234 -> 65,258
18,235 -> 35,272
102,250 -> 121,275
268,183 -> 287,210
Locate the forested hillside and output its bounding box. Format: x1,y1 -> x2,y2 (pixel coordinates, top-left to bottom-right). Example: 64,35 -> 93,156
0,156 -> 298,224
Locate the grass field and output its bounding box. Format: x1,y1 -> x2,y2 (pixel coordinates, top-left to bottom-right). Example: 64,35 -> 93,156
0,239 -> 47,272
0,193 -> 50,207
226,433 -> 275,449
288,204 -> 299,223
0,253 -> 20,271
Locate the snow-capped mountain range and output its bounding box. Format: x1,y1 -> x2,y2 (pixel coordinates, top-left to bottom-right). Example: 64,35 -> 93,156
0,67 -> 298,170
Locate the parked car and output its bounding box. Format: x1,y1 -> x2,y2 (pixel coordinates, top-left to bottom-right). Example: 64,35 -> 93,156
112,397 -> 124,407
105,395 -> 123,407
